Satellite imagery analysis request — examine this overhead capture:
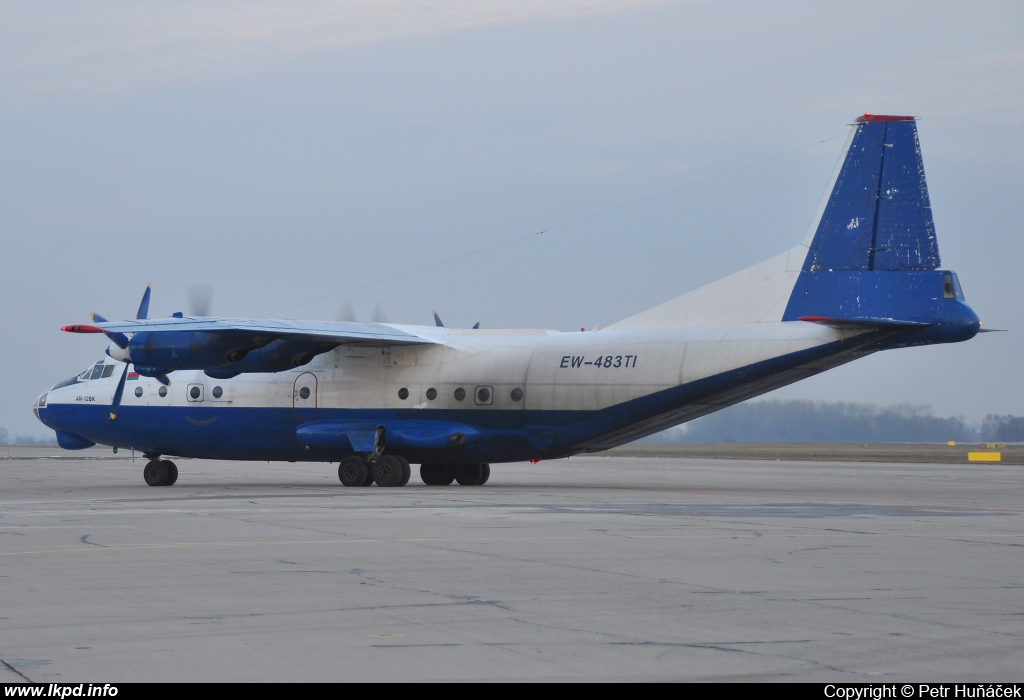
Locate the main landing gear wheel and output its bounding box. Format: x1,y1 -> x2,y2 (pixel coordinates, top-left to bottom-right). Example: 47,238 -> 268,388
338,456 -> 369,487
372,455 -> 405,487
420,463 -> 455,486
395,456 -> 412,486
143,459 -> 173,486
161,460 -> 178,486
455,463 -> 486,486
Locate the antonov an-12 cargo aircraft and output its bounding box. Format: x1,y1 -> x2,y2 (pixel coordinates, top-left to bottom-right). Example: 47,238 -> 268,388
36,114 -> 983,487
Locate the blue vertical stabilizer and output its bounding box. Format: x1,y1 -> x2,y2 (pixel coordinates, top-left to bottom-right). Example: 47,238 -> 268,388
803,115 -> 939,273
785,114 -> 978,344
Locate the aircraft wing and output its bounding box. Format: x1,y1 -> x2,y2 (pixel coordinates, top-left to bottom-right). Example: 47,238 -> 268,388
65,317 -> 439,346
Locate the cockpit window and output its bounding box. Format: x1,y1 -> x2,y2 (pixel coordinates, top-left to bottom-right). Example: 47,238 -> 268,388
52,375 -> 81,390
951,273 -> 965,300
942,273 -> 954,299
942,272 -> 966,301
76,361 -> 109,382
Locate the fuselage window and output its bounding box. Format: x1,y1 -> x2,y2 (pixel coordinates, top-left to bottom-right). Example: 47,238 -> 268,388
212,386 -> 224,399
158,385 -> 168,398
101,364 -> 115,378
398,388 -> 409,400
943,273 -> 955,299
135,386 -> 143,398
454,387 -> 466,401
426,388 -> 437,400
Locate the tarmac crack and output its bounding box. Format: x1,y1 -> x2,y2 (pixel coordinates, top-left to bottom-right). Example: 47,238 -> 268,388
0,658 -> 33,683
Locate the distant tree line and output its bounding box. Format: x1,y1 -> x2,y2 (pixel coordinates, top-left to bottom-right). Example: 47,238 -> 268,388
0,427 -> 57,446
979,415 -> 1024,443
651,401 -> 1023,443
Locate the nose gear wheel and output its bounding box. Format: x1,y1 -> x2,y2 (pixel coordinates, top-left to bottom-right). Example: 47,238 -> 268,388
143,459 -> 178,486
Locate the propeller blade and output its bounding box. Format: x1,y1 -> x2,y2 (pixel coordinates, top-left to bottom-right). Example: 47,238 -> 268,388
136,284 -> 152,320
155,374 -> 170,386
472,321 -> 480,330
433,311 -> 445,327
335,298 -> 356,323
371,303 -> 388,324
90,313 -> 130,349
109,364 -> 129,420
186,284 -> 213,317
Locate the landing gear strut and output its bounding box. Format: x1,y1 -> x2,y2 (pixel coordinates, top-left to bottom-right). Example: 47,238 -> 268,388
143,456 -> 178,487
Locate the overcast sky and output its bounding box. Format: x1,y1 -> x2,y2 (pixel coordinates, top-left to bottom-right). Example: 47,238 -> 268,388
2,0 -> 1022,438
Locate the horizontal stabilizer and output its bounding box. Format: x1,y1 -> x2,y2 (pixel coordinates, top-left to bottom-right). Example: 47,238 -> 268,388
798,315 -> 927,328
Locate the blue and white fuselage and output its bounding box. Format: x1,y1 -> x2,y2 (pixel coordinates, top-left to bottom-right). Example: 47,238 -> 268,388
34,115 -> 982,485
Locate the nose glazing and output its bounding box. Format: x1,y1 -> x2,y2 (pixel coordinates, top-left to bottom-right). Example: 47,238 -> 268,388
33,392 -> 48,422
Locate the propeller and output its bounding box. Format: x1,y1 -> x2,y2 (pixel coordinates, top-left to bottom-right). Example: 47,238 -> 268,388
108,363 -> 130,421
89,285 -> 167,420
335,298 -> 356,323
186,283 -> 213,317
334,298 -> 390,324
91,284 -> 150,350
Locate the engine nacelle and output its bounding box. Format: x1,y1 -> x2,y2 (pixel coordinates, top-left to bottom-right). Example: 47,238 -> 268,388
205,338 -> 338,378
128,331 -> 273,372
